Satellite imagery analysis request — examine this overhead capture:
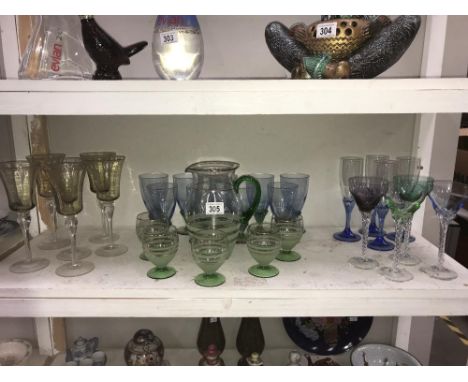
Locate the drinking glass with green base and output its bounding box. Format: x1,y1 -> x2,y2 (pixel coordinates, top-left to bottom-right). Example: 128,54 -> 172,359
246,223 -> 281,278
143,224 -> 178,279
273,217 -> 304,262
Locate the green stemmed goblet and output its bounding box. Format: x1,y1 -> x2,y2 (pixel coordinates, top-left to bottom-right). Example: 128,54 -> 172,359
273,217 -> 304,262
246,223 -> 281,278
379,175 -> 433,282
27,153 -> 70,251
136,211 -> 152,261
46,157 -> 94,277
191,229 -> 229,287
143,224 -> 178,279
0,161 -> 50,273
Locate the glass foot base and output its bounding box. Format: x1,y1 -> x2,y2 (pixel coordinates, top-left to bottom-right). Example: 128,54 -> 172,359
176,226 -> 188,235
37,237 -> 70,251
349,257 -> 378,270
147,266 -> 176,279
10,257 -> 50,273
276,250 -> 301,262
368,237 -> 394,252
88,233 -> 120,244
95,244 -> 128,257
420,265 -> 457,281
386,232 -> 416,243
358,229 -> 380,237
57,246 -> 92,261
139,252 -> 148,261
55,261 -> 95,277
333,231 -> 361,243
248,264 -> 279,278
379,266 -> 413,282
195,272 -> 225,287
389,254 -> 421,266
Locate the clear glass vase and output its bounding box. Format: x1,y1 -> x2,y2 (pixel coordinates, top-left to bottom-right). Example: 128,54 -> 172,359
18,15 -> 94,80
152,16 -> 204,80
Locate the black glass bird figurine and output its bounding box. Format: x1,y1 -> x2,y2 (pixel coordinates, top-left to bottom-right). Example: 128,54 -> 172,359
80,16 -> 148,80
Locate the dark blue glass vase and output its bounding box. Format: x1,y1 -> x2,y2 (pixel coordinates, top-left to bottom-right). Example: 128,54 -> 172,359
333,197 -> 361,242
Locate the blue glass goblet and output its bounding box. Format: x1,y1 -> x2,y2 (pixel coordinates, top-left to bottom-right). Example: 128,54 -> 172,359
280,173 -> 309,218
139,172 -> 168,215
173,172 -> 193,235
268,181 -> 298,221
248,173 -> 274,224
143,182 -> 176,224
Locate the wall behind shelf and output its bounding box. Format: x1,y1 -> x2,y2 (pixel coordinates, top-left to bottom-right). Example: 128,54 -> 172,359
47,114 -> 415,230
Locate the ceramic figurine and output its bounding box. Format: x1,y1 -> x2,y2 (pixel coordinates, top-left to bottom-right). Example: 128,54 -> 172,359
124,329 -> 164,366
265,15 -> 421,79
246,352 -> 264,366
66,336 -> 98,364
199,344 -> 225,366
287,351 -> 303,366
80,16 -> 148,80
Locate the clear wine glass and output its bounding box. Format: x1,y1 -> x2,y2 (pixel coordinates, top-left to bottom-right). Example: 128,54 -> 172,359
348,176 -> 388,270
27,153 -> 70,250
248,173 -> 274,224
80,152 -> 118,245
88,155 -> 128,257
246,222 -> 281,278
379,175 -> 433,282
367,159 -> 396,252
173,172 -> 193,235
333,157 -> 363,242
0,161 -> 50,273
143,223 -> 179,279
279,173 -> 310,219
46,157 -> 94,277
420,181 -> 468,280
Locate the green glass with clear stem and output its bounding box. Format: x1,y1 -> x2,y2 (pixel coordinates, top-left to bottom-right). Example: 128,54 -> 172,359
273,216 -> 304,262
0,160 -> 50,273
143,224 -> 178,279
246,222 -> 281,278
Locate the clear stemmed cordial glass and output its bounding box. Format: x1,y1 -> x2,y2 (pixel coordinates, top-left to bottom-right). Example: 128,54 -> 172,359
421,181 -> 468,280
246,222 -> 281,278
173,172 -> 193,235
379,175 -> 434,282
386,156 -> 422,244
360,154 -> 390,237
248,173 -> 274,224
27,153 -> 70,250
88,155 -> 128,257
80,152 -> 118,245
279,173 -> 310,219
348,176 -> 388,270
46,157 -> 94,277
0,161 -> 50,273
333,157 -> 363,242
367,159 -> 397,252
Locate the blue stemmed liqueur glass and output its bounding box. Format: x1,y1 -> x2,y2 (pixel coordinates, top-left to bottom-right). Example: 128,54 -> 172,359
333,157 -> 363,242
268,181 -> 298,221
279,173 -> 309,218
367,159 -> 396,252
420,181 -> 468,280
248,173 -> 274,223
143,182 -> 176,224
173,172 -> 193,235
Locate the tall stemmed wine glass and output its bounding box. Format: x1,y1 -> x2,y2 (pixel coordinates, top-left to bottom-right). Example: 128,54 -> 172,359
27,153 -> 70,250
379,175 -> 433,282
86,155 -> 128,257
139,172 -> 169,212
333,157 -> 363,242
360,155 -> 389,237
421,181 -> 468,280
348,176 -> 388,270
279,173 -> 310,219
248,173 -> 274,224
367,159 -> 396,251
46,157 -> 94,277
0,161 -> 50,273
173,172 -> 193,235
80,152 -> 118,244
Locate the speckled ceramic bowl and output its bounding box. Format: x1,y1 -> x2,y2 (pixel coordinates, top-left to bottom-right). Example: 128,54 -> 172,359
0,339 -> 32,366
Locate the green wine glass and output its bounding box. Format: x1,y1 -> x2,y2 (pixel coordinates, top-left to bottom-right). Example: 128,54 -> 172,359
246,223 -> 281,278
273,217 -> 304,262
143,224 -> 178,279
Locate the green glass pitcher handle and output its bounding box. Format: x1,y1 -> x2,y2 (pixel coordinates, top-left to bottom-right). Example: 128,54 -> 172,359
233,175 -> 261,228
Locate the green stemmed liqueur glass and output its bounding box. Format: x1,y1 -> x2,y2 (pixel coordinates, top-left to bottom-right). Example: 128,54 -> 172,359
191,229 -> 229,287
46,157 -> 94,277
379,175 -> 433,282
143,224 -> 178,279
0,161 -> 50,273
27,153 -> 70,251
246,223 -> 281,278
274,217 -> 304,262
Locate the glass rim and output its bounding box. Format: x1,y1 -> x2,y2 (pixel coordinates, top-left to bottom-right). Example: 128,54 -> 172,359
185,160 -> 240,173
83,154 -> 125,162
173,172 -> 193,179
250,172 -> 274,179
136,211 -> 150,220
0,160 -> 31,168
139,172 -> 169,179
280,172 -> 310,179
191,228 -> 227,240
79,151 -> 117,159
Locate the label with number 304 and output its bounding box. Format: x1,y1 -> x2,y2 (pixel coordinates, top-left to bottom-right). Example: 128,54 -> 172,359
206,202 -> 224,215
316,22 -> 337,39
160,30 -> 178,45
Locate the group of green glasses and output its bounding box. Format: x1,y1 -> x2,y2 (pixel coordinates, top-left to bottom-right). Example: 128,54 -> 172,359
135,212 -> 304,287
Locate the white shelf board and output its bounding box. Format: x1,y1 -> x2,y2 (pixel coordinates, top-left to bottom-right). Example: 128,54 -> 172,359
0,226 -> 467,318
0,79 -> 468,115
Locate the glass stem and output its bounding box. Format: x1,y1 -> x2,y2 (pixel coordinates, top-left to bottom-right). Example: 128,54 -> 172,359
437,216 -> 449,271
65,215 -> 79,267
370,209 -> 377,228
376,202 -> 388,239
361,212 -> 371,262
18,211 -> 32,262
393,219 -> 404,273
46,198 -> 58,242
343,197 -> 355,232
402,219 -> 413,258
98,198 -> 107,236
104,202 -> 115,248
